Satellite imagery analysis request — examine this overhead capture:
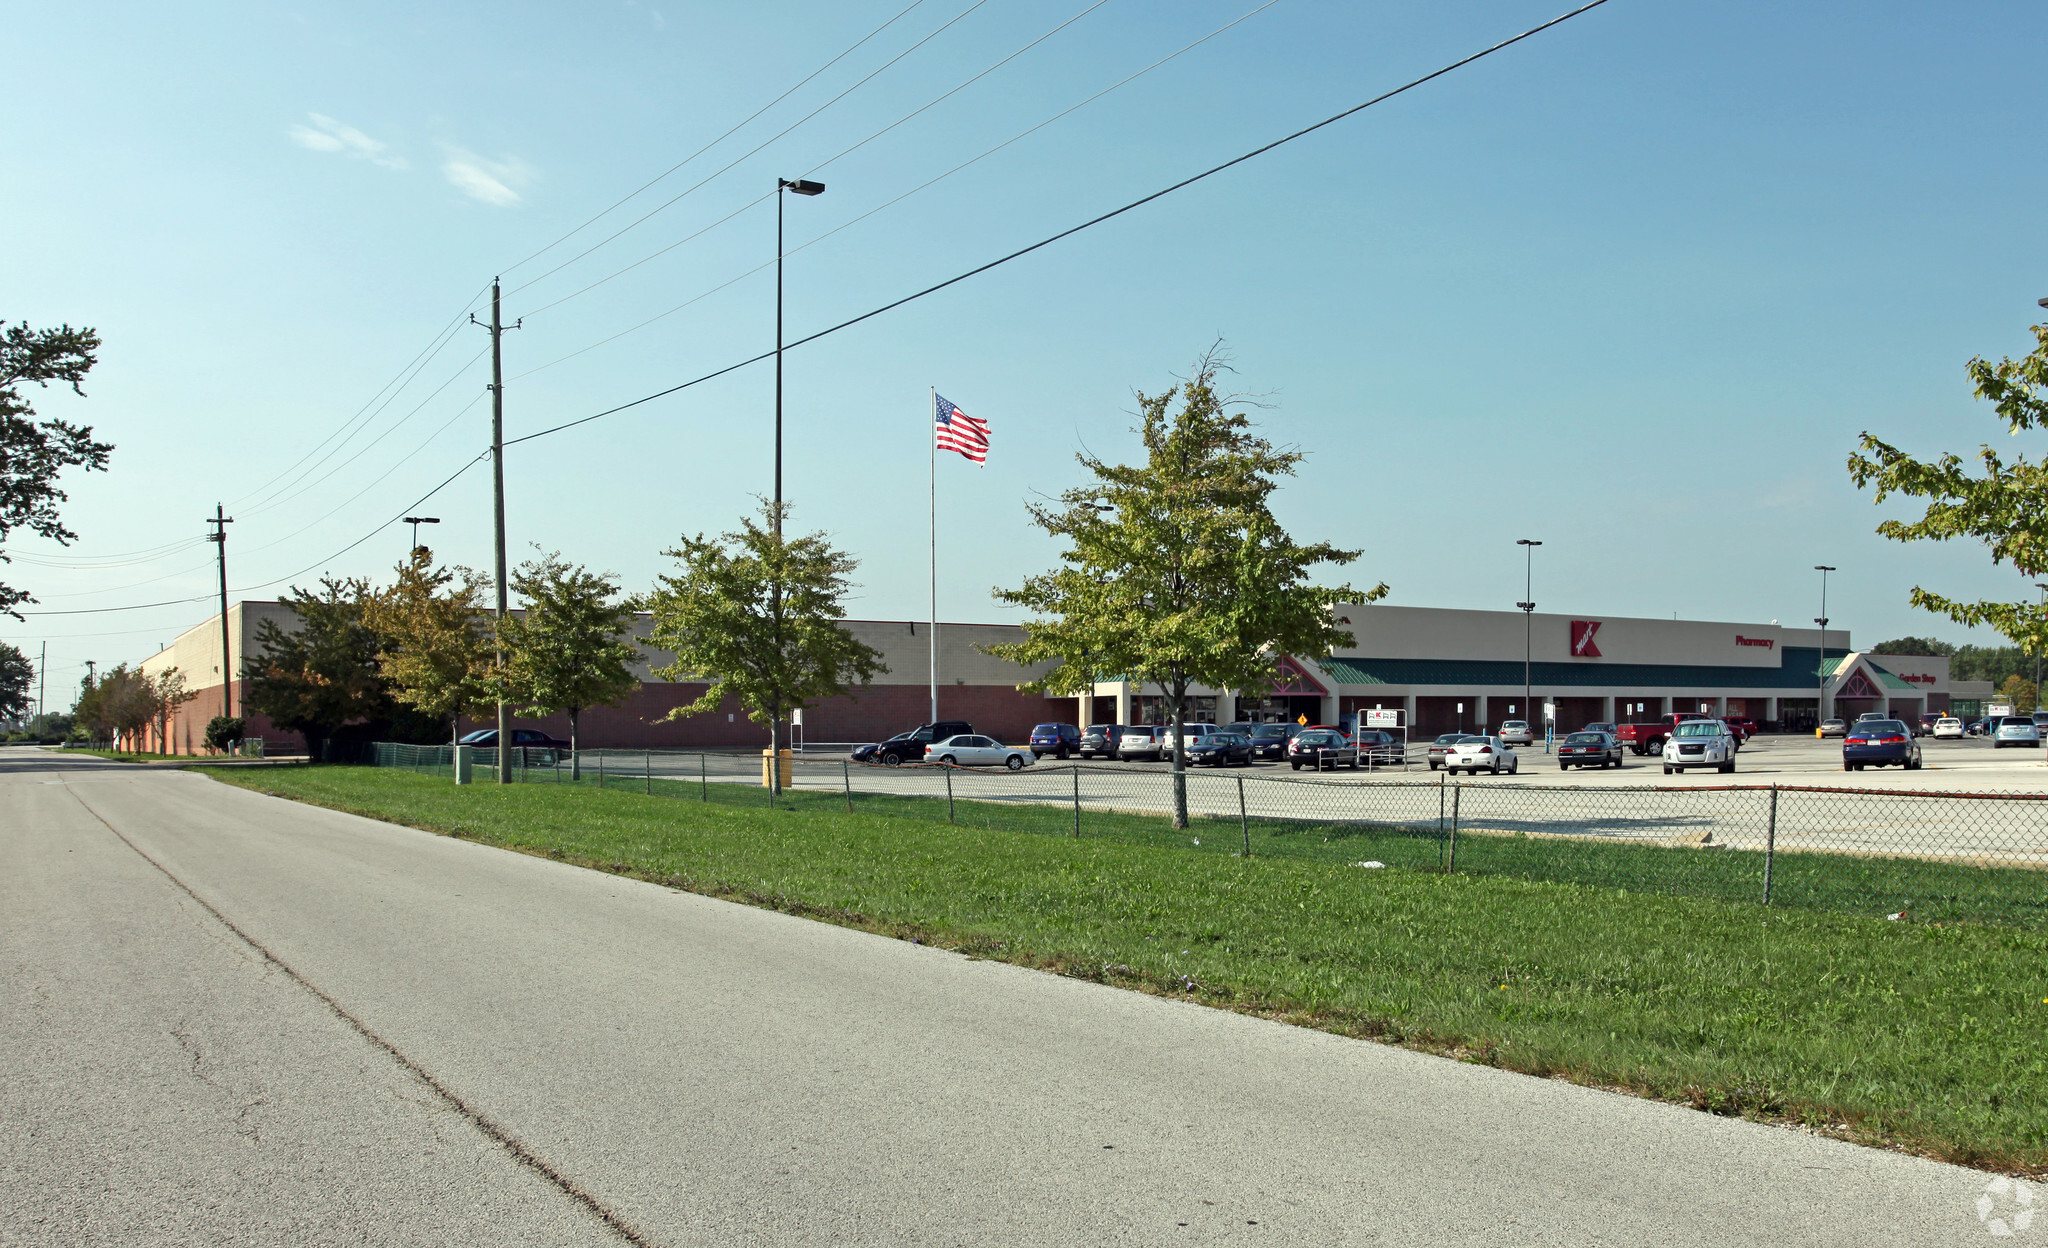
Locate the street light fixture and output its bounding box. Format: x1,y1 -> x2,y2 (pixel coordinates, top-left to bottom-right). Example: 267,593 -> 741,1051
403,516 -> 440,555
1814,565 -> 1836,728
1516,539 -> 1541,731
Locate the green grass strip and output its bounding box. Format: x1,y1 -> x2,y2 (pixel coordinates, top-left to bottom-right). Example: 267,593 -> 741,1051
204,764 -> 2048,1175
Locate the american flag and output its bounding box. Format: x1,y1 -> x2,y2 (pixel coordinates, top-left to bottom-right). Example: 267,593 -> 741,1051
934,394 -> 990,464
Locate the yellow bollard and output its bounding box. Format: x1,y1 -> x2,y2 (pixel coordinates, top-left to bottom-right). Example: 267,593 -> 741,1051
760,748 -> 793,788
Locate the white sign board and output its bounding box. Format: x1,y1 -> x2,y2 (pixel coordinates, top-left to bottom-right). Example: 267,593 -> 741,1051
1365,709 -> 1400,728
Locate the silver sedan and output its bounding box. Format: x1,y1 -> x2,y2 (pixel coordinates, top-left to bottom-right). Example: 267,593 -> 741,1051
925,735 -> 1035,770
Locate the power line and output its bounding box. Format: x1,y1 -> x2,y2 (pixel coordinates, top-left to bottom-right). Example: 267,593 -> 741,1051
507,0 -> 1613,450
499,0 -> 935,279
505,0 -> 1282,383
503,0 -> 993,302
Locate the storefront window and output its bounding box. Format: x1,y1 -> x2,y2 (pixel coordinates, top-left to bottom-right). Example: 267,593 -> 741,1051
1134,696 -> 1216,725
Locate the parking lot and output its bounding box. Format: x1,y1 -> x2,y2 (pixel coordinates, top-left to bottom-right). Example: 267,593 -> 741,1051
985,731 -> 2048,793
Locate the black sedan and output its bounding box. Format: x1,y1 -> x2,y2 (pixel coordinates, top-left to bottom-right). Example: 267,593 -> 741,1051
1185,732 -> 1254,767
1555,730 -> 1623,770
1288,729 -> 1357,770
1843,720 -> 1922,771
1245,723 -> 1294,760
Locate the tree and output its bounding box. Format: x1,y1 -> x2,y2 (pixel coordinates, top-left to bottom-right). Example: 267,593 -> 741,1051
85,663 -> 154,751
646,500 -> 885,798
1,321 -> 113,619
1870,637 -> 1954,657
1848,321 -> 2048,655
146,667 -> 198,755
204,716 -> 244,755
987,349 -> 1377,828
244,577 -> 393,760
498,549 -> 641,779
1999,674 -> 2037,715
363,549 -> 495,750
0,641 -> 31,723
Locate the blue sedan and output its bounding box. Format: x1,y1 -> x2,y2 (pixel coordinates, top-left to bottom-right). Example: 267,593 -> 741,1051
1842,720 -> 1922,771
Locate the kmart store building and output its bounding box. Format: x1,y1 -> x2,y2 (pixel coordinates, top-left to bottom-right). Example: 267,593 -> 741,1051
1091,605 -> 1957,736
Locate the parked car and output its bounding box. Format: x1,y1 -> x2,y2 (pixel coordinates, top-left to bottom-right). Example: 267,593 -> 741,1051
1992,716 -> 2041,749
1158,723 -> 1219,759
1288,728 -> 1358,770
925,734 -> 1034,770
1077,724 -> 1124,759
458,727 -> 570,762
1842,719 -> 1922,771
1245,723 -> 1295,760
1617,713 -> 1707,755
1581,721 -> 1619,736
1444,735 -> 1518,776
1118,725 -> 1169,761
1662,719 -> 1737,774
1932,717 -> 1965,740
1855,712 -> 1887,724
1186,732 -> 1254,767
1353,728 -> 1404,766
1498,720 -> 1534,747
1427,732 -> 1479,770
1818,718 -> 1847,738
1721,716 -> 1759,742
1917,712 -> 1943,737
853,721 -> 974,766
1968,717 -> 1994,737
1029,723 -> 1082,759
1556,730 -> 1623,770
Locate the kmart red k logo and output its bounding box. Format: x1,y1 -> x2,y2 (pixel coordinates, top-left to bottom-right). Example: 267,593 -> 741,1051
1571,620 -> 1603,657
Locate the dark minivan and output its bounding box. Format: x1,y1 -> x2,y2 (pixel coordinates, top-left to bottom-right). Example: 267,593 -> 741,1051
853,721 -> 974,767
1030,723 -> 1083,759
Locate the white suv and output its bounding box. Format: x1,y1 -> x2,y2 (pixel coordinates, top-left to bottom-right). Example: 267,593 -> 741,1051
1663,719 -> 1736,774
1932,717 -> 1964,739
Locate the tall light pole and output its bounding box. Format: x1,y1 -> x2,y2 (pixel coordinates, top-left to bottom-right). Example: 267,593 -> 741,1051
403,516 -> 440,555
769,177 -> 824,797
2033,583 -> 2047,708
1814,565 -> 1836,728
1516,539 -> 1541,726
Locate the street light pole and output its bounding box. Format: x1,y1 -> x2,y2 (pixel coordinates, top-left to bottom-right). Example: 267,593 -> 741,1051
1516,539 -> 1541,727
2033,582 -> 2048,708
770,178 -> 824,797
403,515 -> 440,556
1814,565 -> 1836,729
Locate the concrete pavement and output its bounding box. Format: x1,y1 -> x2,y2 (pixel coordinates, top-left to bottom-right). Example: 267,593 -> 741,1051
0,747 -> 2008,1245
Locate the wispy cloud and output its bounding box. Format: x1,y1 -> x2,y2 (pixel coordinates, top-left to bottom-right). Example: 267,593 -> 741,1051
288,113 -> 406,170
441,146 -> 532,206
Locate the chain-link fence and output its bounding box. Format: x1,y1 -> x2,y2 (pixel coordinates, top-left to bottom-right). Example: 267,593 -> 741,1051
364,744 -> 2048,931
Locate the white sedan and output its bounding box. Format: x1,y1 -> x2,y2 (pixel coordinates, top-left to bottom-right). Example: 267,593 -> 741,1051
925,734 -> 1035,770
1444,735 -> 1518,775
1932,717 -> 1964,739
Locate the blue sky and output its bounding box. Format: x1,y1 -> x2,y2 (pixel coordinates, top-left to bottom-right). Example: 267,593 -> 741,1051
5,0 -> 2046,694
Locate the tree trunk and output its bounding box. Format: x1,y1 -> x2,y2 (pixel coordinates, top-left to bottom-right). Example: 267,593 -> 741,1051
1169,676 -> 1189,830
569,707 -> 581,781
769,711 -> 783,800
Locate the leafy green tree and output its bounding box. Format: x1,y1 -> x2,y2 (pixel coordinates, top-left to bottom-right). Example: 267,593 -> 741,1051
1870,637 -> 1954,657
1849,322 -> 2048,654
1954,644 -> 2032,685
245,577 -> 394,760
87,663 -> 154,751
363,549 -> 495,750
145,667 -> 197,755
987,349 -> 1377,828
498,549 -> 641,779
1998,674 -> 2037,715
1,321 -> 113,619
646,500 -> 885,798
72,671 -> 110,743
0,641 -> 31,722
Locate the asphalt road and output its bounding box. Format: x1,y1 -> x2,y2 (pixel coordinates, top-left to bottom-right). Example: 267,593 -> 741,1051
1,748 -> 2007,1246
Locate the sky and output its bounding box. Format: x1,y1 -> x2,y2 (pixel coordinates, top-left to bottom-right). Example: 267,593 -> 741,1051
4,0 -> 2047,702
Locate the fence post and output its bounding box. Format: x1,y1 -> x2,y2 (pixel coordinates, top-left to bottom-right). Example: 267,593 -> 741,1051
945,766 -> 955,824
598,751 -> 605,791
1237,774 -> 1250,857
1763,784 -> 1779,906
645,750 -> 652,796
1447,782 -> 1461,873
1071,766 -> 1082,838
843,759 -> 853,813
700,752 -> 708,802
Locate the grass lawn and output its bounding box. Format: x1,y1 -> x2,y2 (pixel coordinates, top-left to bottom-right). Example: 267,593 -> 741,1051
204,763 -> 2048,1175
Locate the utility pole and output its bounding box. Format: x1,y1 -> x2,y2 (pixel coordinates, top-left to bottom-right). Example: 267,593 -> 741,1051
207,504 -> 234,719
474,282 -> 520,783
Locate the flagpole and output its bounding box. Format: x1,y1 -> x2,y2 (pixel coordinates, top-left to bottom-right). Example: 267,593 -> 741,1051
929,387 -> 939,724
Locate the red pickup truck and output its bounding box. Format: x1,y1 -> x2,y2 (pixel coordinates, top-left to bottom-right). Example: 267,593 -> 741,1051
1616,712 -> 1710,755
